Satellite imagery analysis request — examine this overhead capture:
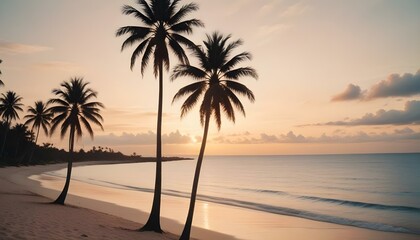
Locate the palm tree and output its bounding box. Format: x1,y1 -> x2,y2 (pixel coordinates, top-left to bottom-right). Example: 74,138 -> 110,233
48,78 -> 104,204
172,32 -> 257,240
24,101 -> 52,163
11,123 -> 33,159
0,59 -> 3,86
0,91 -> 23,160
116,0 -> 203,232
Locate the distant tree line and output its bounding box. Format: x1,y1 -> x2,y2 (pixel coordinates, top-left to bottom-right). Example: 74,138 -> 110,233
0,123 -> 140,166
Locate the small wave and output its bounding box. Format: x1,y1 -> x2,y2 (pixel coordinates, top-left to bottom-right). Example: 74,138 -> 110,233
195,195 -> 419,235
230,186 -> 420,213
79,178 -> 419,235
299,195 -> 420,212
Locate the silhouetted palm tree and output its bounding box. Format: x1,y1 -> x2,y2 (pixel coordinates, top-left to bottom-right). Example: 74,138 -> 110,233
11,123 -> 33,159
172,32 -> 257,240
24,101 -> 52,163
49,78 -> 104,204
0,91 -> 23,160
116,0 -> 203,232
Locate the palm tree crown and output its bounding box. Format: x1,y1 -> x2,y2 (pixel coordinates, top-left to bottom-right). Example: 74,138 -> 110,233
116,0 -> 204,75
0,91 -> 23,123
49,77 -> 104,139
24,101 -> 52,136
172,32 -> 257,128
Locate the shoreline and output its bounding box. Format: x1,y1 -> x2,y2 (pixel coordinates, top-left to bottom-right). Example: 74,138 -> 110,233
1,161 -> 238,240
1,161 -> 419,240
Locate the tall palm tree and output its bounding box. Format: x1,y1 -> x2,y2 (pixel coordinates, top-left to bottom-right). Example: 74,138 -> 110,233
0,59 -> 3,86
24,101 -> 52,163
0,91 -> 23,160
49,78 -> 104,204
172,32 -> 257,240
116,0 -> 203,232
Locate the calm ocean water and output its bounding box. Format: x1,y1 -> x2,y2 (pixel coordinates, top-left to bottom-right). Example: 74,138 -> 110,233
48,153 -> 420,235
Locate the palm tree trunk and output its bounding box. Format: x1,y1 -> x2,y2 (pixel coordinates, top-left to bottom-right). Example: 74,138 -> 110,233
141,62 -> 163,232
28,126 -> 40,165
53,126 -> 75,205
0,120 -> 10,161
180,112 -> 211,240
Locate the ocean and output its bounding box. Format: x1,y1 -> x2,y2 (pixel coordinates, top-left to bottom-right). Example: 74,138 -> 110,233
46,153 -> 420,236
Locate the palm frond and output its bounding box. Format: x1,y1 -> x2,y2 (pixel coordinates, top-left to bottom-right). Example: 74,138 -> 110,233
219,89 -> 235,123
118,27 -> 151,51
80,116 -> 94,139
170,19 -> 204,34
140,39 -> 155,75
131,38 -> 151,71
171,64 -> 207,81
169,2 -> 199,25
168,36 -> 189,65
180,87 -> 205,117
121,5 -> 153,25
224,80 -> 255,102
224,86 -> 246,116
172,81 -> 206,103
170,33 -> 198,49
220,52 -> 252,73
223,67 -> 258,80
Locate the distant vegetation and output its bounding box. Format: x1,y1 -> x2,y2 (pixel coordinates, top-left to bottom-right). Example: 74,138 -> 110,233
0,124 -> 136,167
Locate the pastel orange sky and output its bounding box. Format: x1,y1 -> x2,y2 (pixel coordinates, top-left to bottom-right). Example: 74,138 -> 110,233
1,0 -> 419,156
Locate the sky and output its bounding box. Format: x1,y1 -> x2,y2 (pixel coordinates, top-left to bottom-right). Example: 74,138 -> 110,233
0,0 -> 419,156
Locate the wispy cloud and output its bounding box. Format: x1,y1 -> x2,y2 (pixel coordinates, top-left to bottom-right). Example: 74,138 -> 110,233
258,23 -> 291,38
306,100 -> 420,126
213,128 -> 420,144
332,69 -> 420,101
93,130 -> 193,146
280,2 -> 308,18
104,108 -> 174,121
0,40 -> 51,54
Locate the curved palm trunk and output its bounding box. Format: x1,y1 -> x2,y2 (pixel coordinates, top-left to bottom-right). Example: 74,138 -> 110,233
141,63 -> 163,232
53,125 -> 75,205
180,112 -> 211,240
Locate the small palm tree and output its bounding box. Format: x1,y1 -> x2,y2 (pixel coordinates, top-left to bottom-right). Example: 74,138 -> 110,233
172,32 -> 257,240
24,101 -> 52,163
0,91 -> 24,160
116,0 -> 203,232
49,78 -> 104,204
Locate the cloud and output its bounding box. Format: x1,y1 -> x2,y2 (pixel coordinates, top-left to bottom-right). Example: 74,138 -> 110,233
0,40 -> 51,54
309,100 -> 420,126
93,130 -> 192,146
213,128 -> 420,144
331,84 -> 363,101
333,69 -> 420,101
365,69 -> 420,99
258,23 -> 291,38
280,2 -> 308,18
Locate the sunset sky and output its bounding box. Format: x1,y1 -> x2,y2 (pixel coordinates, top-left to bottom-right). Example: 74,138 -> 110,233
1,0 -> 419,156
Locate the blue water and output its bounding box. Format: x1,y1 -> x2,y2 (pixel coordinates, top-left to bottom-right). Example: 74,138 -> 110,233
48,153 -> 420,235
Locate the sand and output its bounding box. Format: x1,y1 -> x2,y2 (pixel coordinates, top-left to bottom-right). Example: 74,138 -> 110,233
1,162 -> 419,240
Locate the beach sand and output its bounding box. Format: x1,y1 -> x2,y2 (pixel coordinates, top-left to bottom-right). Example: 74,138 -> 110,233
1,162 -> 419,240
